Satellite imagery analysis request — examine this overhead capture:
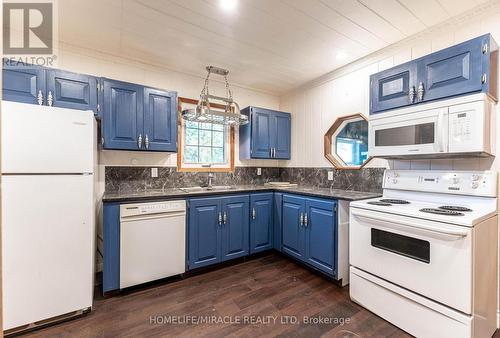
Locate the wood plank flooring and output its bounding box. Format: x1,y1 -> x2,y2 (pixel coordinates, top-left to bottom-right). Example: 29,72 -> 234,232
16,253 -> 489,338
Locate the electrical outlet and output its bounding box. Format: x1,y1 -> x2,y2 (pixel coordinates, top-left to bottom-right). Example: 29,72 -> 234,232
328,171 -> 334,181
257,168 -> 262,176
151,167 -> 158,178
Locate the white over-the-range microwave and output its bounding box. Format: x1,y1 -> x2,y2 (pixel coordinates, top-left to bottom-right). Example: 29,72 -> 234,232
368,93 -> 496,159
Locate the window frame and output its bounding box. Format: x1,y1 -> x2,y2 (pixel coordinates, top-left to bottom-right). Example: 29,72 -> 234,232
177,97 -> 235,173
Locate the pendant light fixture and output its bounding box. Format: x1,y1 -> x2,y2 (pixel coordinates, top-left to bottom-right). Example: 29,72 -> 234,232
181,66 -> 248,126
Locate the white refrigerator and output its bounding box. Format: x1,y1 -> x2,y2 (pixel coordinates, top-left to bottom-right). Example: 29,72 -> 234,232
1,101 -> 95,331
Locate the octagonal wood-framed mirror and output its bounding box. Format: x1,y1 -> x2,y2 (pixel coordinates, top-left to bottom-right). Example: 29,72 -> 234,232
324,113 -> 371,169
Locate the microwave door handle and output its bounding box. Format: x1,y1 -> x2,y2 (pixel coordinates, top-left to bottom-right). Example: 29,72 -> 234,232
438,112 -> 447,152
351,210 -> 468,238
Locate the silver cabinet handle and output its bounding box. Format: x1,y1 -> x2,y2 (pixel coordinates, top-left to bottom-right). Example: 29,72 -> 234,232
252,208 -> 256,220
269,148 -> 272,158
304,213 -> 308,227
47,90 -> 53,106
300,213 -> 304,226
37,90 -> 43,105
408,86 -> 415,103
145,134 -> 149,150
273,148 -> 276,158
218,212 -> 222,226
223,211 -> 227,225
137,134 -> 143,149
417,82 -> 425,101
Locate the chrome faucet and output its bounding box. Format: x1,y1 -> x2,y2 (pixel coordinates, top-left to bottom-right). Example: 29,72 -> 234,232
202,164 -> 214,190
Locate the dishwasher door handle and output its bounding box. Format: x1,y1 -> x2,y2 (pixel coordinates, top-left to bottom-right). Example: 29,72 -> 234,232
120,211 -> 186,222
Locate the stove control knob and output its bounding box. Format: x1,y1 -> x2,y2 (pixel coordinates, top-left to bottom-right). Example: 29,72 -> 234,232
452,177 -> 460,184
471,174 -> 481,181
392,178 -> 398,184
471,182 -> 479,189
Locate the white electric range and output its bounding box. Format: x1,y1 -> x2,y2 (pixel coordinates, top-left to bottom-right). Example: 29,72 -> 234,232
349,170 -> 498,338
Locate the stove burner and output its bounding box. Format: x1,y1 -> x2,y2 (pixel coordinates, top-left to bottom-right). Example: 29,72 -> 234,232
367,201 -> 392,206
379,199 -> 410,204
438,206 -> 473,212
420,208 -> 464,216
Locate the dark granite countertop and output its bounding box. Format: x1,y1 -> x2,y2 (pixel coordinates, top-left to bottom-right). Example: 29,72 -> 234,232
102,185 -> 381,203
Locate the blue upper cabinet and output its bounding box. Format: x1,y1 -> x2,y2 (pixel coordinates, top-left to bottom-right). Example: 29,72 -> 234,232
3,65 -> 46,105
239,106 -> 291,160
102,79 -> 178,152
418,35 -> 489,103
102,79 -> 144,151
370,62 -> 417,113
250,193 -> 273,254
143,88 -> 178,152
46,69 -> 98,112
220,195 -> 249,261
188,197 -> 221,270
370,34 -> 498,114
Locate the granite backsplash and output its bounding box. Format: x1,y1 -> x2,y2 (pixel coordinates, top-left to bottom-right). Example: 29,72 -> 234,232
105,166 -> 384,194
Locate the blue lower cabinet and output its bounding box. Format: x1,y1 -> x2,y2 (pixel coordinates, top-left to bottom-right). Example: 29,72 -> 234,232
305,198 -> 337,276
221,196 -> 250,261
103,202 -> 120,293
282,194 -> 338,277
187,194 -> 249,270
282,195 -> 306,260
188,197 -> 221,269
273,193 -> 283,251
250,193 -> 273,254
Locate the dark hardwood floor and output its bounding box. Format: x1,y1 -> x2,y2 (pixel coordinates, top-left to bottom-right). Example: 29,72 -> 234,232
18,253 -> 481,337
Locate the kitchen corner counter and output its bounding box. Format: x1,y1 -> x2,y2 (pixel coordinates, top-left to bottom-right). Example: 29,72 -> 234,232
102,185 -> 381,203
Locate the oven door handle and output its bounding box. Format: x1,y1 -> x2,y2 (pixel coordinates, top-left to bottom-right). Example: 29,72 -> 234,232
351,210 -> 469,238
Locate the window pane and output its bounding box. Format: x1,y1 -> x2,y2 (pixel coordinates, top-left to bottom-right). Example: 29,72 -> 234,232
185,128 -> 198,146
200,122 -> 213,130
185,121 -> 199,129
185,146 -> 199,163
212,147 -> 224,163
199,147 -> 212,163
212,131 -> 224,147
199,130 -> 212,146
213,124 -> 224,131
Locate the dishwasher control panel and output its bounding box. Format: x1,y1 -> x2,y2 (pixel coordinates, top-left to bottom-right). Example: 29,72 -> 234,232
120,200 -> 186,217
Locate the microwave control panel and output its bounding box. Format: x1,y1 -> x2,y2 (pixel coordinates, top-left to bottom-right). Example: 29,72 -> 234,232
448,100 -> 488,153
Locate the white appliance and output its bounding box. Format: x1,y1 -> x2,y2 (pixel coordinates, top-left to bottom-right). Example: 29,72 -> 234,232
119,200 -> 186,289
368,93 -> 495,158
349,170 -> 498,338
1,101 -> 96,333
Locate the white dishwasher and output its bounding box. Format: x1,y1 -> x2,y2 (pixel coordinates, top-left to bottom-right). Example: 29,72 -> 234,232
119,200 -> 186,289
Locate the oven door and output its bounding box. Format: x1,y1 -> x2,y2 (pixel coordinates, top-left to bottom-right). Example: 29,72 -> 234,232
349,207 -> 472,314
368,107 -> 448,157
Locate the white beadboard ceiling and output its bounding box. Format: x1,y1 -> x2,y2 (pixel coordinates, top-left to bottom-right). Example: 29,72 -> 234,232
59,0 -> 489,95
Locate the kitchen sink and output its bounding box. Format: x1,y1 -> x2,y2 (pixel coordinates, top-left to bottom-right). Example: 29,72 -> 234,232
179,185 -> 234,193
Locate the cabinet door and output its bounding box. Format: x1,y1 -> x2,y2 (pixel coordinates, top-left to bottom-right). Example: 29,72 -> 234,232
46,69 -> 98,112
272,113 -> 291,159
3,66 -> 46,104
102,79 -> 144,150
188,197 -> 221,269
273,193 -> 283,251
250,193 -> 273,254
221,195 -> 249,261
370,62 -> 417,114
305,198 -> 336,276
418,36 -> 483,103
282,195 -> 305,260
251,108 -> 272,158
143,88 -> 178,152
